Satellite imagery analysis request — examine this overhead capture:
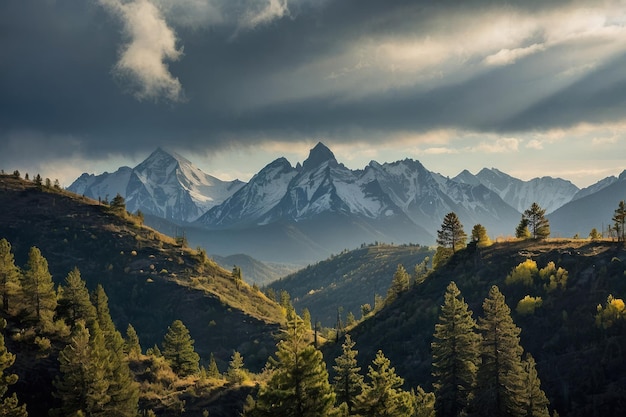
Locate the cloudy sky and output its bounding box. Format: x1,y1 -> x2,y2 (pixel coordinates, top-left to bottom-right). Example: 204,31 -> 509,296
2,0 -> 626,188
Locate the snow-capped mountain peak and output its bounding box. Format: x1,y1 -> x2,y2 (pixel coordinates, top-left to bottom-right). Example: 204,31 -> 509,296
68,148 -> 244,222
302,142 -> 337,171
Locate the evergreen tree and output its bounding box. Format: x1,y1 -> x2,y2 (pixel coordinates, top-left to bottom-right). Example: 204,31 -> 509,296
52,321 -> 110,417
432,282 -> 481,417
250,315 -> 335,417
354,350 -> 414,417
387,264 -> 410,302
471,224 -> 492,247
589,227 -> 602,240
437,212 -> 467,253
0,319 -> 28,417
57,267 -> 96,324
207,353 -> 220,379
0,238 -> 21,314
21,246 -> 57,327
521,354 -> 550,417
522,203 -> 550,240
412,386 -> 436,417
92,285 -> 139,416
472,286 -> 526,417
109,193 -> 126,214
124,324 -> 142,359
612,200 -> 626,243
226,351 -> 246,384
515,218 -> 531,239
162,319 -> 200,377
333,334 -> 364,415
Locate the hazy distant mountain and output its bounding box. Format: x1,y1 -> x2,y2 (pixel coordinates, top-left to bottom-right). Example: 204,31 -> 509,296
367,160 -> 521,238
455,168 -> 580,214
548,170 -> 626,238
69,148 -> 244,222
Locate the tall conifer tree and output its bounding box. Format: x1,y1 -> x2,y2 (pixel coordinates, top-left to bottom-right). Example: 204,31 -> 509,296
21,247 -> 56,327
472,286 -> 526,417
432,281 -> 481,417
437,212 -> 467,253
57,267 -> 96,324
0,239 -> 21,315
522,203 -> 550,240
333,334 -> 363,414
124,324 -> 142,359
52,321 -> 110,417
354,350 -> 414,416
92,285 -> 139,416
521,354 -> 550,417
162,319 -> 200,377
250,315 -> 335,417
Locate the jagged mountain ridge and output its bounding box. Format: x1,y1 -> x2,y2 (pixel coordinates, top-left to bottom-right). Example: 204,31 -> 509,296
69,148 -> 244,222
197,143 -> 523,240
69,144 -> 622,263
454,167 -> 580,214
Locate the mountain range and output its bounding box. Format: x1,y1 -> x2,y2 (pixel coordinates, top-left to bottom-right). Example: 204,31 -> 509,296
69,143 -> 626,263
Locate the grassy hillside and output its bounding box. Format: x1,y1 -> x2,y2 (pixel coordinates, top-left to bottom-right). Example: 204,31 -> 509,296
268,244 -> 434,327
322,239 -> 626,417
0,174 -> 284,371
212,253 -> 300,287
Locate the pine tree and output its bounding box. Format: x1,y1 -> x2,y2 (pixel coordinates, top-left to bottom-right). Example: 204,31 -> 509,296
0,319 -> 28,417
521,353 -> 550,417
52,321 -> 110,417
522,203 -> 550,240
387,264 -> 410,302
437,212 -> 467,253
354,350 -> 414,416
472,285 -> 526,417
250,315 -> 335,417
332,334 -> 364,415
124,324 -> 142,359
207,353 -> 221,379
110,193 -> 126,214
226,351 -> 246,384
162,319 -> 200,377
515,218 -> 531,239
471,224 -> 492,247
92,285 -> 139,416
57,267 -> 96,324
432,282 -> 481,417
21,246 -> 57,327
612,200 -> 626,243
0,238 -> 21,314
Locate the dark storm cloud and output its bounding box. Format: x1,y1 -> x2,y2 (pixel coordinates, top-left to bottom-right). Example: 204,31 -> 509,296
2,0 -> 626,169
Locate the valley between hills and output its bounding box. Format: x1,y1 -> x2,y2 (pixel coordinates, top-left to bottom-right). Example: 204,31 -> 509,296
1,171 -> 626,416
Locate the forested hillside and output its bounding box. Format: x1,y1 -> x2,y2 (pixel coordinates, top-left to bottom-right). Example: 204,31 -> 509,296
268,244 -> 434,327
323,239 -> 626,417
0,174 -> 285,415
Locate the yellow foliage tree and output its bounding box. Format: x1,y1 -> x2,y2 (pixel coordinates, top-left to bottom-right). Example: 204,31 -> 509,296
516,295 -> 543,316
595,295 -> 626,329
505,259 -> 538,286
